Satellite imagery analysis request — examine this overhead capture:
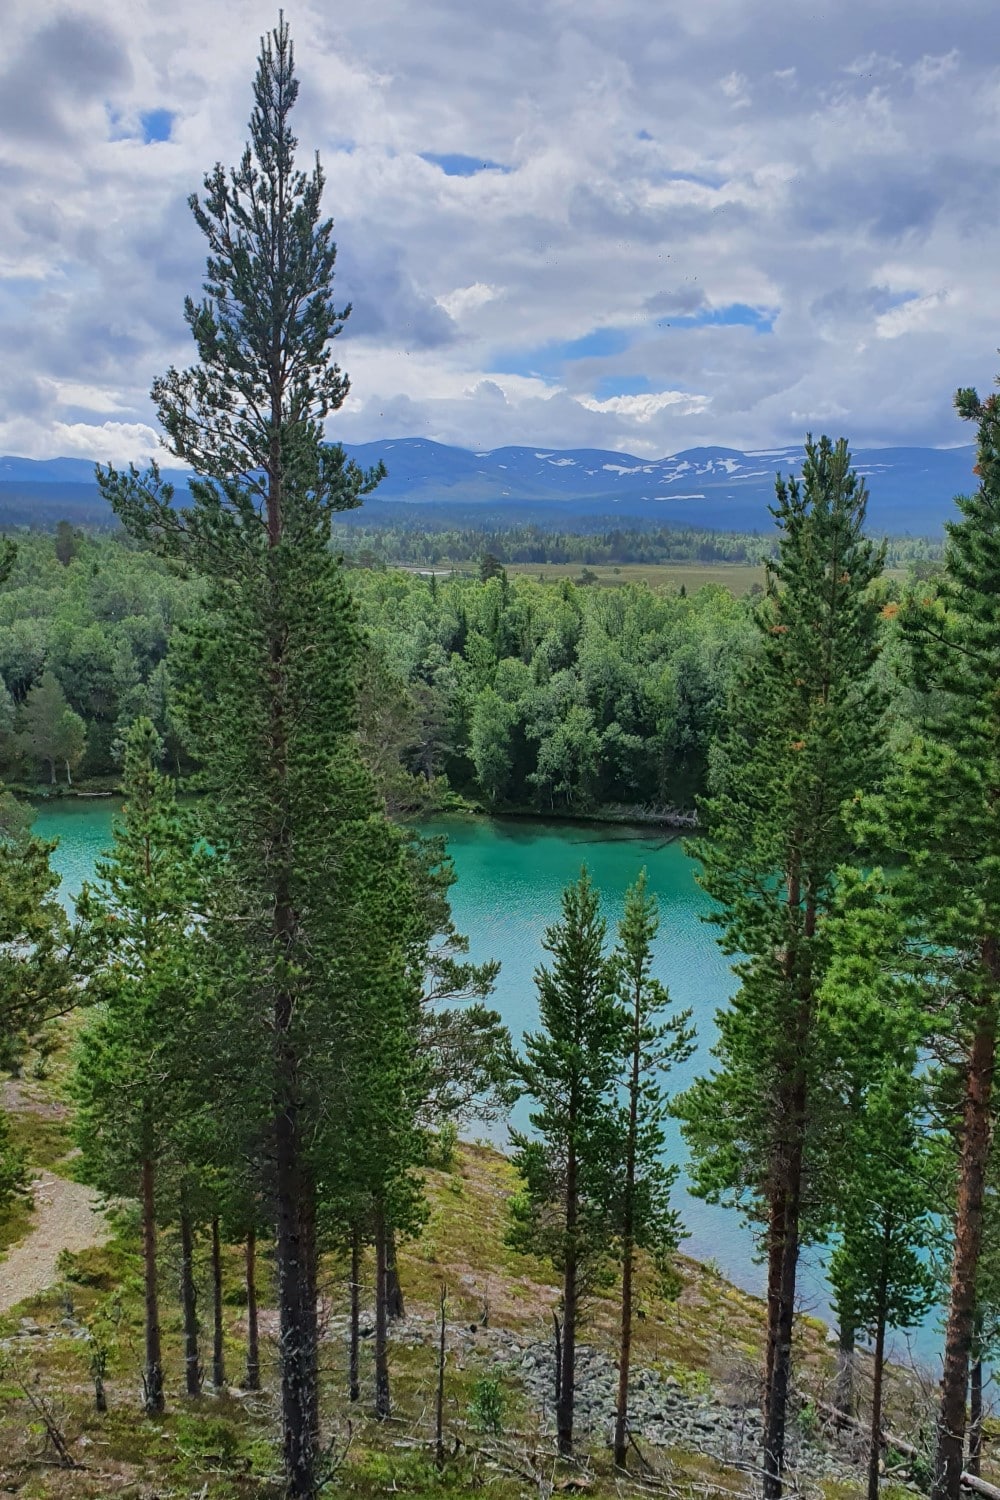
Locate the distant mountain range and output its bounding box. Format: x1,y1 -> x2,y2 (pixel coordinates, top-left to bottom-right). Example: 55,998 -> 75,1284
0,439 -> 979,534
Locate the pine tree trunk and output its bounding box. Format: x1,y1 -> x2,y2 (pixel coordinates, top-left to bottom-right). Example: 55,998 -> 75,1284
557,1133 -> 578,1458
179,1205 -> 201,1397
867,1306 -> 888,1500
764,1181 -> 787,1422
300,1195 -> 319,1442
244,1229 -> 260,1392
969,1352 -> 983,1477
374,1207 -> 391,1419
614,981 -> 642,1472
553,1312 -> 562,1412
48,757 -> 56,786
613,1236 -> 634,1470
435,1284 -> 447,1470
211,1215 -> 226,1389
386,1228 -> 405,1320
349,1226 -> 361,1403
762,1115 -> 803,1499
867,1226 -> 892,1500
268,425 -> 319,1496
834,1311 -> 855,1421
141,1156 -> 164,1416
932,979 -> 997,1500
275,1096 -> 318,1496
762,880 -> 814,1499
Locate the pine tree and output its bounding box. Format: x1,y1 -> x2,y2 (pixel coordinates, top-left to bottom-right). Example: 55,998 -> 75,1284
17,668 -> 87,785
826,1068 -> 936,1500
508,868 -> 621,1457
966,1134 -> 1000,1476
608,871 -> 693,1471
96,23 -> 387,1495
675,437 -> 886,1497
72,717 -> 209,1414
835,382 -> 1000,1500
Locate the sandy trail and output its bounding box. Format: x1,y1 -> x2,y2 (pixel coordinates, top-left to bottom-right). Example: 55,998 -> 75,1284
0,1081 -> 110,1315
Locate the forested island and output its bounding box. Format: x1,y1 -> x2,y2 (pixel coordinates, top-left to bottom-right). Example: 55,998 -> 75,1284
4,22 -> 1000,1500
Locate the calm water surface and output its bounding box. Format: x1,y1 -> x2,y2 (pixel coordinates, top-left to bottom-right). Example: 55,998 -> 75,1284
32,799 -> 940,1363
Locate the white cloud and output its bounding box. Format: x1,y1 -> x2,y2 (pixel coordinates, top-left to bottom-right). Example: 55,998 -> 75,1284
0,419 -> 161,464
578,391 -> 710,421
875,290 -> 951,340
436,282 -> 499,319
0,1 -> 998,461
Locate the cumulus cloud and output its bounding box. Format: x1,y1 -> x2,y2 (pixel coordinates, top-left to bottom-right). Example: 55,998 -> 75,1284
1,0 -> 999,460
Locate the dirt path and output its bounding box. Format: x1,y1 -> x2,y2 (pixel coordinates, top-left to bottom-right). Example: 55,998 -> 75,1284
0,1173 -> 109,1314
1,1079 -> 110,1314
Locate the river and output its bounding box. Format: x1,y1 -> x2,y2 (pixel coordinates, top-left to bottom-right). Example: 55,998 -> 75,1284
32,799 -> 942,1367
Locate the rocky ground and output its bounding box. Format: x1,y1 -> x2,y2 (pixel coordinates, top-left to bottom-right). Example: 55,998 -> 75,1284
367,1306 -> 889,1494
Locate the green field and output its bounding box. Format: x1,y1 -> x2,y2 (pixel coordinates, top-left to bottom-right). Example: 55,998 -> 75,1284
505,560 -> 766,593
400,559 -> 911,597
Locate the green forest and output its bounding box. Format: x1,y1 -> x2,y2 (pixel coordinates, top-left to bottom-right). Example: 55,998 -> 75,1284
4,21 -> 1000,1500
0,528 -> 918,818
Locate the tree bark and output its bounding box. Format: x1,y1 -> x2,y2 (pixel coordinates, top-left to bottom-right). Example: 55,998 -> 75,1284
385,1227 -> 405,1320
179,1204 -> 201,1397
834,1309 -> 855,1421
932,977 -> 997,1500
970,1353 -> 984,1478
557,1130 -> 578,1458
211,1215 -> 226,1390
435,1284 -> 447,1470
867,1226 -> 891,1500
763,1105 -> 804,1499
762,879 -> 814,1500
349,1226 -> 361,1403
553,1312 -> 562,1413
374,1207 -> 391,1419
141,1156 -> 164,1416
614,972 -> 643,1472
764,1182 -> 787,1422
275,1097 -> 318,1495
244,1229 -> 260,1392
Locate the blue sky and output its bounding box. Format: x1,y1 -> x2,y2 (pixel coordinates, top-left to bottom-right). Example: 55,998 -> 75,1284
0,1 -> 998,462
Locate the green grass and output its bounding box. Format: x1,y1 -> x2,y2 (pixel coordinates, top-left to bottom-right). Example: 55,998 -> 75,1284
505,560 -> 768,594
0,1194 -> 34,1257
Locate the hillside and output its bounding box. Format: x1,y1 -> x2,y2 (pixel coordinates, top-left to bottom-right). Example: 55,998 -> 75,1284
0,1046 -> 974,1500
0,439 -> 977,535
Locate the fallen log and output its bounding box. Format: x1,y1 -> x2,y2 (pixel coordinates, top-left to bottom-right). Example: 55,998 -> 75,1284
811,1397 -> 1000,1499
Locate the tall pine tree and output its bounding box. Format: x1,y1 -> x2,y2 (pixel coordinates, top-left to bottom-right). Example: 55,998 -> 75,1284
508,868 -> 621,1458
675,437 -> 886,1497
840,380 -> 1000,1500
607,871 -> 693,1471
96,23 -> 387,1495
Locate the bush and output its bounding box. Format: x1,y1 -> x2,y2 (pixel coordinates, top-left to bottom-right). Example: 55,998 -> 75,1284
427,1120 -> 459,1172
468,1376 -> 506,1435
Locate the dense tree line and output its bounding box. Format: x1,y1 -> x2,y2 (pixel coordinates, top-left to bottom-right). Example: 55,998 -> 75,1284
0,532 -> 200,782
333,517 -> 944,570
0,531 -> 754,813
351,566 -> 753,815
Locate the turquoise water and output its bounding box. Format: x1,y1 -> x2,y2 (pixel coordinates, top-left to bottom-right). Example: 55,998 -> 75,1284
31,800 -> 939,1363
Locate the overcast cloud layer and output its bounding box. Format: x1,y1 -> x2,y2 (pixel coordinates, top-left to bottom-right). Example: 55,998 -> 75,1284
2,0 -> 999,463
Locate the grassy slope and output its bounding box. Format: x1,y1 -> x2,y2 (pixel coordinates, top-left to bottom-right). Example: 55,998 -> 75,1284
0,1118 -> 880,1500
0,1031 -> 976,1500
